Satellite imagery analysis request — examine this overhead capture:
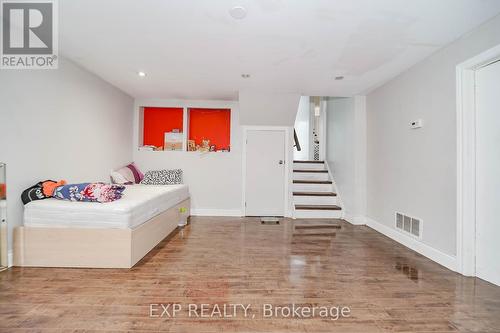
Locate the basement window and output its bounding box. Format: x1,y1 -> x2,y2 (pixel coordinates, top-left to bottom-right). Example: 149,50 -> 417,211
142,107 -> 184,151
188,108 -> 231,152
139,106 -> 231,152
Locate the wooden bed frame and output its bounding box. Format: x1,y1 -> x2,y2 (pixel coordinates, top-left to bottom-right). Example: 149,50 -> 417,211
13,198 -> 190,269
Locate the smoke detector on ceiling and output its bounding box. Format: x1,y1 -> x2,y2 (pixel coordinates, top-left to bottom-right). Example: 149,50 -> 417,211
229,6 -> 247,19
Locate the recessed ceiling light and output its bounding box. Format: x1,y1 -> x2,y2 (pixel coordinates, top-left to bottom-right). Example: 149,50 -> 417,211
334,76 -> 344,80
241,73 -> 251,78
138,71 -> 147,77
229,6 -> 247,19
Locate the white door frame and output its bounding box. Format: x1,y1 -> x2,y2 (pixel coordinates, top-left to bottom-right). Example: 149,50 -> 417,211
319,98 -> 327,162
456,44 -> 500,276
242,126 -> 291,217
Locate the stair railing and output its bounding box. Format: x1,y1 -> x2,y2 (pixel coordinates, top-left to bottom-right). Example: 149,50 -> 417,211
293,129 -> 301,151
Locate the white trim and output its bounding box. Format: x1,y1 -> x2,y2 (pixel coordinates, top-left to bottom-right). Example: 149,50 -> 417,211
242,126 -> 291,217
182,106 -> 188,152
191,209 -> 243,217
318,99 -> 327,162
456,44 -> 500,276
8,250 -> 13,268
343,213 -> 366,225
366,217 -> 457,272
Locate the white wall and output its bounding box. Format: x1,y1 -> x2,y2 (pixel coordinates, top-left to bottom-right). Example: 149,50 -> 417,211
326,96 -> 366,223
133,99 -> 243,216
366,14 -> 500,259
239,90 -> 301,126
0,58 -> 134,257
293,96 -> 310,160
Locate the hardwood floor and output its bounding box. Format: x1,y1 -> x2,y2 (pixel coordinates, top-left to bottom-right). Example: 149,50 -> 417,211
1,217 -> 500,332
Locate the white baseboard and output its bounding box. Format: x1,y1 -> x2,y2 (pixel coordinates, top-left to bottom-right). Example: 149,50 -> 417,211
342,212 -> 366,225
191,209 -> 242,217
365,217 -> 457,272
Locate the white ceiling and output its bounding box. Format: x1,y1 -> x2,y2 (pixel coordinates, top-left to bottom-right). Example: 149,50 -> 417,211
60,0 -> 500,100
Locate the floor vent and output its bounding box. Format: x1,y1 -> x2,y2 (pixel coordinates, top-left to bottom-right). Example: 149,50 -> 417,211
260,217 -> 280,224
395,212 -> 422,239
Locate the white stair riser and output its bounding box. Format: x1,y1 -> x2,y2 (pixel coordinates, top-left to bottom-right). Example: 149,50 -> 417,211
293,196 -> 338,205
293,172 -> 329,181
293,183 -> 333,192
294,210 -> 342,219
293,163 -> 325,170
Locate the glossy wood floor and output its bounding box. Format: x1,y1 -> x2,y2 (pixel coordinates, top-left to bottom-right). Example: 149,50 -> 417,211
1,217 -> 500,333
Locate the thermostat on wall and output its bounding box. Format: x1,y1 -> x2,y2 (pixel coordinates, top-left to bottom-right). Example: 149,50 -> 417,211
410,119 -> 423,129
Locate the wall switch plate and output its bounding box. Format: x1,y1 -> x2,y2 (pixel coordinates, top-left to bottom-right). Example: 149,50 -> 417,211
410,119 -> 423,129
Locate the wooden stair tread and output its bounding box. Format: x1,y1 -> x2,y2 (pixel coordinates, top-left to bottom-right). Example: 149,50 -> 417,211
293,169 -> 328,173
293,232 -> 336,236
295,204 -> 342,210
293,180 -> 332,184
293,160 -> 324,164
293,192 -> 337,196
295,224 -> 341,229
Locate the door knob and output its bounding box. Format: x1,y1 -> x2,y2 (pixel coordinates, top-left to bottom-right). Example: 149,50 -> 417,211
278,160 -> 284,165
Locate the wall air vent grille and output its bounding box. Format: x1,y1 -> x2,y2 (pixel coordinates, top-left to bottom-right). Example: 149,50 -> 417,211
403,215 -> 411,233
411,218 -> 421,238
396,213 -> 403,229
395,212 -> 422,239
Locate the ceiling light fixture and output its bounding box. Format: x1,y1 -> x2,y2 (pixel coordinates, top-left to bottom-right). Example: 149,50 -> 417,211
229,6 -> 247,19
334,76 -> 344,80
138,71 -> 147,77
241,73 -> 251,78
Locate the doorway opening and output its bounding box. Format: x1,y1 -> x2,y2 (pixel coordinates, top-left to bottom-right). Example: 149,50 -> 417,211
457,44 -> 500,286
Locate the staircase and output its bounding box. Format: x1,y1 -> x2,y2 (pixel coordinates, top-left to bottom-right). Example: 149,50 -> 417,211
292,160 -> 342,219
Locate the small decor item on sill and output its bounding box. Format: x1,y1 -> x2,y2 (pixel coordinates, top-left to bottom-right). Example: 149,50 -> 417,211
209,145 -> 216,152
188,140 -> 196,152
164,132 -> 183,151
197,139 -> 210,152
139,145 -> 155,151
178,206 -> 188,226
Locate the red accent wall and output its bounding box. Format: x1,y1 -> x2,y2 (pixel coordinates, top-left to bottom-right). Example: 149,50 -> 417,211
143,107 -> 184,147
189,108 -> 231,150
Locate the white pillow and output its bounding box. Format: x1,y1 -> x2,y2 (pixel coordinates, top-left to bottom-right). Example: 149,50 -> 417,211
110,171 -> 130,184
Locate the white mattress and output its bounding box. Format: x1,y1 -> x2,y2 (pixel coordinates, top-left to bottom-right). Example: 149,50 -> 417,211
24,184 -> 189,229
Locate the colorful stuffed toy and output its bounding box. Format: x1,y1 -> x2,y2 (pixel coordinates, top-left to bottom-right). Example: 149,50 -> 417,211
42,180 -> 67,197
21,180 -> 66,205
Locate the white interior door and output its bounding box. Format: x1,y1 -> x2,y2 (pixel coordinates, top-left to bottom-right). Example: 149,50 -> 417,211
245,129 -> 286,216
475,60 -> 500,286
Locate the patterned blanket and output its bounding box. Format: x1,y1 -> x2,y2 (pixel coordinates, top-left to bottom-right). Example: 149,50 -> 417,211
53,183 -> 125,203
